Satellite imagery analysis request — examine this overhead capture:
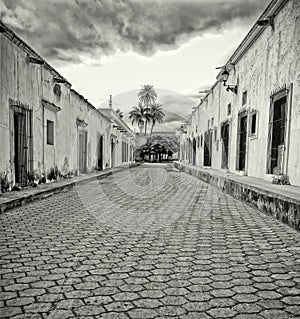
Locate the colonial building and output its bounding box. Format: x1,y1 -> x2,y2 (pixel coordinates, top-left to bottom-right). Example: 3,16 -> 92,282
0,21 -> 135,191
99,97 -> 135,168
179,0 -> 300,187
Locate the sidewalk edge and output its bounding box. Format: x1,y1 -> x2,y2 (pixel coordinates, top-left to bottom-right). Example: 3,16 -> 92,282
174,162 -> 300,232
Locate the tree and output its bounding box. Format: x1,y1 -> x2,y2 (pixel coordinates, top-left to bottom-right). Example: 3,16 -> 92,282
138,84 -> 157,107
138,85 -> 157,134
149,103 -> 165,135
129,103 -> 150,134
115,108 -> 124,118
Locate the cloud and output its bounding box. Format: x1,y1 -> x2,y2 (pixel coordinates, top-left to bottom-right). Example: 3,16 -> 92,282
1,0 -> 269,65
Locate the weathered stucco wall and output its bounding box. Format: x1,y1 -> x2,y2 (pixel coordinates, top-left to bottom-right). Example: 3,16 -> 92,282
1,29 -> 135,191
182,0 -> 300,187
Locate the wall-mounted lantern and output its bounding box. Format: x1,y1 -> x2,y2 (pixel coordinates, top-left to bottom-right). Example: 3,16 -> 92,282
199,89 -> 212,94
27,55 -> 44,65
76,118 -> 88,128
53,77 -> 67,84
257,16 -> 274,30
221,68 -> 238,94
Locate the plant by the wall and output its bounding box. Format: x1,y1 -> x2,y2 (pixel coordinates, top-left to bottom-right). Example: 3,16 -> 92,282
272,174 -> 290,185
1,173 -> 10,193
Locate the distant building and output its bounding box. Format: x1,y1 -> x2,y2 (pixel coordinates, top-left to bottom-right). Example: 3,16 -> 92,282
0,21 -> 135,191
179,0 -> 300,186
98,105 -> 135,168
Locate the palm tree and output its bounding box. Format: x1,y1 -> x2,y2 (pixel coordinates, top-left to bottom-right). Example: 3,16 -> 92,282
129,103 -> 151,134
150,103 -> 165,135
138,85 -> 157,134
138,84 -> 157,107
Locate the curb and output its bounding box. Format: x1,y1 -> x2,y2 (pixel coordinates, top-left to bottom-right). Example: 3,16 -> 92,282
0,163 -> 140,214
174,162 -> 300,232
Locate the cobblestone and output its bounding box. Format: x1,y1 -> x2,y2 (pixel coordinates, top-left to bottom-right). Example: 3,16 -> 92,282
0,164 -> 300,318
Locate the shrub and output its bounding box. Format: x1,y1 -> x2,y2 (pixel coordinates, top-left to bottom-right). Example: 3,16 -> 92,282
272,174 -> 290,185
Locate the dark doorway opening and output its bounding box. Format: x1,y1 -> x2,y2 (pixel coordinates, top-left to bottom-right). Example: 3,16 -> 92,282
97,135 -> 104,170
13,107 -> 33,187
237,114 -> 247,171
192,138 -> 197,165
111,139 -> 115,168
267,95 -> 287,174
204,130 -> 212,166
221,122 -> 230,169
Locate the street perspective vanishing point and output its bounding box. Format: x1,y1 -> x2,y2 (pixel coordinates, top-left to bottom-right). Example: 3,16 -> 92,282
0,0 -> 300,318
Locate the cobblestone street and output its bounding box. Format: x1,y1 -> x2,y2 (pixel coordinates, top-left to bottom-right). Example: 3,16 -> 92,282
1,164 -> 300,319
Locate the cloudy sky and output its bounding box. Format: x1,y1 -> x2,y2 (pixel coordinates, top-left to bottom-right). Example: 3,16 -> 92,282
1,0 -> 270,128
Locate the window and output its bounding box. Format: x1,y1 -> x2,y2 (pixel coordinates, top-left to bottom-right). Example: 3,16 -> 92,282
242,91 -> 248,105
200,135 -> 203,147
267,91 -> 287,174
250,112 -> 258,136
47,120 -> 54,145
227,103 -> 231,116
207,119 -> 210,130
214,127 -> 218,142
53,84 -> 61,97
197,136 -> 200,148
211,118 -> 214,127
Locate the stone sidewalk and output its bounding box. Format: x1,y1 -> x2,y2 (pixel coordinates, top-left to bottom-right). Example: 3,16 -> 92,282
174,161 -> 300,232
0,163 -> 139,214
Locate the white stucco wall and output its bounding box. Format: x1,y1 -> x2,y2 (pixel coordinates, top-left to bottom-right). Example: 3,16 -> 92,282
0,31 -> 117,188
184,0 -> 300,186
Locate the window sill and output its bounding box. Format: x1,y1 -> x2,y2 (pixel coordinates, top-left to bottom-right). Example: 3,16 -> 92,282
249,134 -> 258,140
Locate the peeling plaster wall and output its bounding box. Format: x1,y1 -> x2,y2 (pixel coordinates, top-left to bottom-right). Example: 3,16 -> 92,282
67,92 -> 111,174
0,32 -> 113,189
184,0 -> 300,186
231,0 -> 300,185
0,35 -> 42,186
0,36 -> 11,177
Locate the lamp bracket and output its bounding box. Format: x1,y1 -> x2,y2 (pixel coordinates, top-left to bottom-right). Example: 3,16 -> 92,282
225,85 -> 238,94
257,16 -> 275,30
27,56 -> 44,65
53,77 -> 67,84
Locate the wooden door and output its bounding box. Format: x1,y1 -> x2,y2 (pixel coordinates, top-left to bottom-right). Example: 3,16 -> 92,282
221,122 -> 229,169
192,138 -> 197,165
237,114 -> 247,171
204,130 -> 212,166
111,140 -> 115,168
97,136 -> 103,170
14,111 -> 28,186
79,131 -> 87,174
